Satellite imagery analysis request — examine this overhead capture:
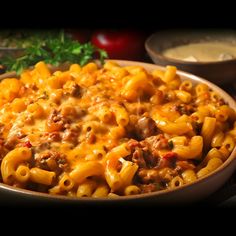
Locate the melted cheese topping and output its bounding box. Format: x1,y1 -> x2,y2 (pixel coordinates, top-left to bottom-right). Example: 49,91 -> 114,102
0,61 -> 235,197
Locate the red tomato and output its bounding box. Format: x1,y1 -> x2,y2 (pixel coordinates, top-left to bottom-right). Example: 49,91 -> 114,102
91,30 -> 146,60
163,152 -> 177,160
19,141 -> 32,148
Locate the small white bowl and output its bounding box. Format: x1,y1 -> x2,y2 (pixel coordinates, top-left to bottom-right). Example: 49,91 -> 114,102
145,30 -> 236,85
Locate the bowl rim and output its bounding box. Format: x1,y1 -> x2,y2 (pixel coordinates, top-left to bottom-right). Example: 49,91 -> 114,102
145,31 -> 236,65
0,59 -> 236,202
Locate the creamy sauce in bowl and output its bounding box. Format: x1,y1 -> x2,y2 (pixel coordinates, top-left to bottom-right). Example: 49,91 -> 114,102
163,42 -> 236,62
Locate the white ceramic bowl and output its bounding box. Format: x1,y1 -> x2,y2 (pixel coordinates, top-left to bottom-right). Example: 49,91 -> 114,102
145,30 -> 236,85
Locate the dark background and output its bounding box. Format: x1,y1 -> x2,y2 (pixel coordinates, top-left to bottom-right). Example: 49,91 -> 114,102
1,1 -> 235,31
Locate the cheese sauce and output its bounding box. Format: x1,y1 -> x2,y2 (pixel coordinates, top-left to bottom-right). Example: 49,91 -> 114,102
163,42 -> 236,62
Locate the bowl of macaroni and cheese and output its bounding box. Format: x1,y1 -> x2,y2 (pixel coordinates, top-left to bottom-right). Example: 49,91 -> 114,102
0,60 -> 236,205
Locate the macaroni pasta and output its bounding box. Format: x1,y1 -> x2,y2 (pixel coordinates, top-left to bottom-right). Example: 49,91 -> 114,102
0,61 -> 235,197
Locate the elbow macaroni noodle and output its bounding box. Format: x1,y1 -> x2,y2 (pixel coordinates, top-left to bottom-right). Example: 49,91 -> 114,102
0,61 -> 235,197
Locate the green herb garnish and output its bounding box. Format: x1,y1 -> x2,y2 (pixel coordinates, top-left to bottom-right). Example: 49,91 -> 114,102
0,30 -> 108,75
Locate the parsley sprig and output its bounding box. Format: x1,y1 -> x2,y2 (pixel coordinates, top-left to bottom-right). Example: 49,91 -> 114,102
1,31 -> 108,75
